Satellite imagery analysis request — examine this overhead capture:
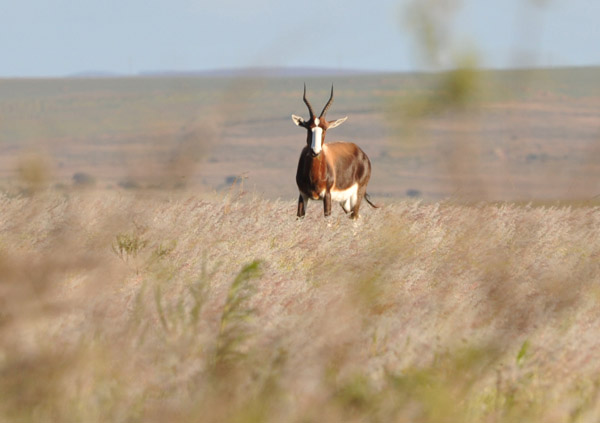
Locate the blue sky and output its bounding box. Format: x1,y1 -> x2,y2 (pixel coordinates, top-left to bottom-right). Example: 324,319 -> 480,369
1,0 -> 599,77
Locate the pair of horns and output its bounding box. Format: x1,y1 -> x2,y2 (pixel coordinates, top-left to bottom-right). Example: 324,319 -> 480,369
303,84 -> 334,120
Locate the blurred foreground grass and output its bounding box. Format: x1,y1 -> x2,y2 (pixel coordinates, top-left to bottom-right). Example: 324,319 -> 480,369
1,187 -> 600,422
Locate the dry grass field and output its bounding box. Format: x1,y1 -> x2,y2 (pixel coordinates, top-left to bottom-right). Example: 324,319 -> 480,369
1,68 -> 600,422
1,185 -> 600,422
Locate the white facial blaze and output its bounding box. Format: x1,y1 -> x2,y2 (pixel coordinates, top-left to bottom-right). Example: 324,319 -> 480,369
311,124 -> 323,155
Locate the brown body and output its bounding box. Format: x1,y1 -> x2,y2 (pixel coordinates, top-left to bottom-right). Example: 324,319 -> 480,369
292,85 -> 377,219
296,142 -> 372,218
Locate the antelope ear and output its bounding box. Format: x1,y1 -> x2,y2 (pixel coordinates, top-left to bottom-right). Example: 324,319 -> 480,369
292,114 -> 306,127
328,116 -> 347,129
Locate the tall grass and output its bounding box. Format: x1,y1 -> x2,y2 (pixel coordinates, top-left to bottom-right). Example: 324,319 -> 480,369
1,186 -> 599,422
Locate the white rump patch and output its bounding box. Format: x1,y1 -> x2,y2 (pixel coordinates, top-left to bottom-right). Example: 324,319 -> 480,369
331,183 -> 358,207
311,126 -> 323,155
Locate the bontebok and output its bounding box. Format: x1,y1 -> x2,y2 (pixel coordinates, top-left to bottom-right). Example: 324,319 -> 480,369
292,85 -> 377,219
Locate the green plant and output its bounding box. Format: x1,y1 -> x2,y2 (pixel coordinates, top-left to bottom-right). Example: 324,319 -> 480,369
111,232 -> 148,274
112,232 -> 148,262
212,260 -> 262,373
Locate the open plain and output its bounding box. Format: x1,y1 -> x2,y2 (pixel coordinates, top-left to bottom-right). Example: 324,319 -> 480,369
1,67 -> 599,201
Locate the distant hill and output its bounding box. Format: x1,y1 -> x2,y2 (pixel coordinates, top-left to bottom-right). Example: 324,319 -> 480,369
68,65 -> 600,79
139,67 -> 382,78
69,70 -> 126,78
67,67 -> 381,79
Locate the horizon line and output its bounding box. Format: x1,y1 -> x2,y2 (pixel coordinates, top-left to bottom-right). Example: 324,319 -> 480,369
1,63 -> 599,80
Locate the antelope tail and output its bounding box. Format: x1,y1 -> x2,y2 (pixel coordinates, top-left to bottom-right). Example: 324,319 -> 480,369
365,193 -> 381,209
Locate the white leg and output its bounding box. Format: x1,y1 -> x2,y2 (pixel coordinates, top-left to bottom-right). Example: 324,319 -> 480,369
342,198 -> 351,213
349,192 -> 358,210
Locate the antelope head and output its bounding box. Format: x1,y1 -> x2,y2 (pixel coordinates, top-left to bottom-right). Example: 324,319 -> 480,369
292,84 -> 348,156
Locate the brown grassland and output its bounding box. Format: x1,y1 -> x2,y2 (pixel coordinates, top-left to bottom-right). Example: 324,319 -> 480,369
1,68 -> 600,422
2,187 -> 600,422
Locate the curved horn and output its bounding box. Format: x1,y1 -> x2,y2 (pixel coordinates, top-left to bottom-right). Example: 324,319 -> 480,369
319,85 -> 334,118
303,83 -> 315,119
